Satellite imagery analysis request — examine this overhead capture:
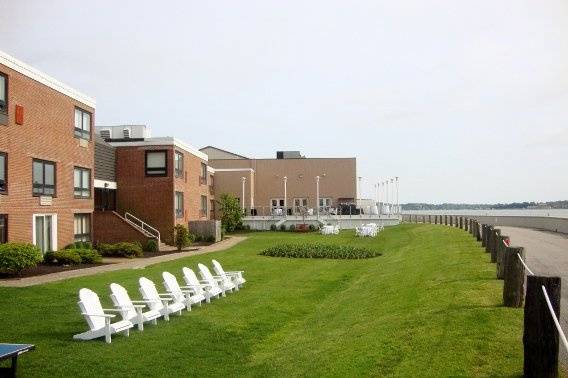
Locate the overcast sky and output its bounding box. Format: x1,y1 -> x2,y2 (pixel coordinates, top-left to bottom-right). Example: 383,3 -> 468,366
1,0 -> 567,203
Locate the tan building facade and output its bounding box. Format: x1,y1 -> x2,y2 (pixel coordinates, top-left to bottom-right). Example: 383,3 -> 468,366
203,147 -> 357,216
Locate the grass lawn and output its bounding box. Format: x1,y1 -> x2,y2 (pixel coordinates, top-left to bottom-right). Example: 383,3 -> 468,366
0,224 -> 524,377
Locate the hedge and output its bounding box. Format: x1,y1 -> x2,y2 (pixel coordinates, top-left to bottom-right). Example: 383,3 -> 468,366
0,243 -> 43,274
44,249 -> 103,265
98,242 -> 143,258
260,243 -> 381,260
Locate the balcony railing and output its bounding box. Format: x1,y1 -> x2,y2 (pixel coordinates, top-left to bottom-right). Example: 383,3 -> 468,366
199,176 -> 207,185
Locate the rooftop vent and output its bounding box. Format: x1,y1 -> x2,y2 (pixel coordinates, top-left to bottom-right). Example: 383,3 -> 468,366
276,151 -> 304,159
123,128 -> 131,139
99,129 -> 111,140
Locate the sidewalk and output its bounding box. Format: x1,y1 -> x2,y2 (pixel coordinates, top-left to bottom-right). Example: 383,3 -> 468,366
0,236 -> 247,288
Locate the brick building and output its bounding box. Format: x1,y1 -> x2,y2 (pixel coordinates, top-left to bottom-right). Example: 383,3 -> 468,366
0,50 -> 95,252
93,125 -> 213,245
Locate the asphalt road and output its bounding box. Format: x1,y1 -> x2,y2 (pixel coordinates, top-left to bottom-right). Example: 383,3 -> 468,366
499,227 -> 568,366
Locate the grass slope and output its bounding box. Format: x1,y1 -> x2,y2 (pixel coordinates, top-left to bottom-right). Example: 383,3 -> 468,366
0,225 -> 523,377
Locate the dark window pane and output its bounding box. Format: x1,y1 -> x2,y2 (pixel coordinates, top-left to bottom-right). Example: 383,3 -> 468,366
0,215 -> 6,243
33,162 -> 43,185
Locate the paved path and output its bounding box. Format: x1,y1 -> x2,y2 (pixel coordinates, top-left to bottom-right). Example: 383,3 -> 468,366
499,227 -> 568,365
0,236 -> 247,288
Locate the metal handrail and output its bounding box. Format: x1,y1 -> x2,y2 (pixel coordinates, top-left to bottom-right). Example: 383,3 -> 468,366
125,212 -> 161,245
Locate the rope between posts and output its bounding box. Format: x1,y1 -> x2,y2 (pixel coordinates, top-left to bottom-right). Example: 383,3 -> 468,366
517,253 -> 535,276
541,285 -> 568,353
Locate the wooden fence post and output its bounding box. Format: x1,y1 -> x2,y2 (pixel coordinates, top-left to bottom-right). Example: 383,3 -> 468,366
476,222 -> 482,241
443,215 -> 447,225
464,218 -> 468,231
503,246 -> 525,307
496,235 -> 508,279
486,226 -> 494,254
490,228 -> 501,263
523,275 -> 561,378
459,217 -> 463,229
481,225 -> 488,248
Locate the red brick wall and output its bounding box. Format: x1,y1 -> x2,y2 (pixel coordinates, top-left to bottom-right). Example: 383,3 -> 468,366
0,62 -> 94,250
113,144 -> 213,245
92,211 -> 150,246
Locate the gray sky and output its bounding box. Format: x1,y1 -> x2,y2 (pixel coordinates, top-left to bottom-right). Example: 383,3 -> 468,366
1,0 -> 567,203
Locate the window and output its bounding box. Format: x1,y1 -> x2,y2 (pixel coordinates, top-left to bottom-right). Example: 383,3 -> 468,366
174,151 -> 184,178
0,152 -> 6,193
319,198 -> 332,209
74,214 -> 91,242
201,195 -> 208,216
0,215 -> 7,244
293,198 -> 308,214
74,167 -> 91,198
146,151 -> 167,176
74,108 -> 91,140
175,191 -> 184,218
32,159 -> 56,196
0,73 -> 7,113
199,163 -> 207,185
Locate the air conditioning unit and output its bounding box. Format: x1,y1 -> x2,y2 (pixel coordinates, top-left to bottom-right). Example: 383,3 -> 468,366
123,128 -> 131,139
99,129 -> 111,140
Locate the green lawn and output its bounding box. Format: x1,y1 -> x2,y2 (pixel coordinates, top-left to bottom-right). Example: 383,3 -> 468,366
0,225 -> 524,377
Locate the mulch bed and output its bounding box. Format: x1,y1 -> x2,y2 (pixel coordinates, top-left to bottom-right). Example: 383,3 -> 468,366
0,262 -> 111,280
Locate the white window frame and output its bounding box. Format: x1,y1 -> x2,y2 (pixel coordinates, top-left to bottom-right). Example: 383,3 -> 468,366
32,213 -> 58,253
293,198 -> 308,214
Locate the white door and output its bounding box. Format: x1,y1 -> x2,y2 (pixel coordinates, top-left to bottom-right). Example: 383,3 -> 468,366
294,198 -> 308,214
34,214 -> 57,254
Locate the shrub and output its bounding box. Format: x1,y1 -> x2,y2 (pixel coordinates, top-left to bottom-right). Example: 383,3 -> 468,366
98,242 -> 143,258
221,226 -> 226,240
205,235 -> 216,243
308,224 -> 316,231
270,224 -> 277,231
52,250 -> 82,265
260,243 -> 381,260
75,249 -> 102,264
289,224 -> 296,232
279,224 -> 286,231
43,251 -> 56,264
174,224 -> 194,251
64,241 -> 93,250
0,243 -> 43,274
194,235 -> 203,243
144,239 -> 159,253
244,224 -> 251,231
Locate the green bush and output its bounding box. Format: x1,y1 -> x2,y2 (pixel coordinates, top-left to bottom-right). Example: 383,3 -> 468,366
98,242 -> 143,258
173,224 -> 194,251
43,251 -> 56,264
144,239 -> 159,253
270,224 -> 277,231
64,241 -> 93,250
218,193 -> 243,233
289,224 -> 296,232
279,224 -> 287,231
308,224 -> 316,231
194,235 -> 203,243
260,243 -> 381,260
75,249 -> 102,264
52,250 -> 82,265
205,235 -> 216,243
0,243 -> 43,274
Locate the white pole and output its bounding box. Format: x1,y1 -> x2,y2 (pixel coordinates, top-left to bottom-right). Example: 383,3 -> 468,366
395,176 -> 399,214
241,177 -> 246,212
357,176 -> 362,207
386,180 -> 389,213
316,176 -> 320,220
283,176 -> 287,213
390,178 -> 394,214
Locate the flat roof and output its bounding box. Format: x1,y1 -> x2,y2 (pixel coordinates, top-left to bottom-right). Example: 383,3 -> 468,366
107,137 -> 208,161
0,50 -> 96,109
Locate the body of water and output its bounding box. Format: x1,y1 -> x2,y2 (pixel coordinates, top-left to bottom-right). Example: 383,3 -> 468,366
402,209 -> 568,219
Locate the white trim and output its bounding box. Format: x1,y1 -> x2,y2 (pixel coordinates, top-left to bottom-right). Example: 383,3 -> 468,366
0,50 -> 96,108
108,137 -> 208,161
32,213 -> 58,253
207,166 -> 216,174
213,168 -> 255,173
94,179 -> 117,189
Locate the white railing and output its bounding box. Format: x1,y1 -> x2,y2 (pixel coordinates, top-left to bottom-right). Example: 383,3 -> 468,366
125,212 -> 161,245
243,206 -> 401,218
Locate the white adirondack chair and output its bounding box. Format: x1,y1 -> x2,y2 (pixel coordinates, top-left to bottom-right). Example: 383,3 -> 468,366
198,263 -> 234,296
182,267 -> 222,303
162,271 -> 204,311
212,259 -> 245,289
110,283 -> 161,331
138,277 -> 184,320
73,288 -> 134,344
